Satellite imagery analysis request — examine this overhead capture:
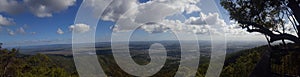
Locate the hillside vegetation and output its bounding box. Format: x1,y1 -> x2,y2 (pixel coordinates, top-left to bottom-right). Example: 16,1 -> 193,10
0,48 -> 78,77
1,44 -> 299,77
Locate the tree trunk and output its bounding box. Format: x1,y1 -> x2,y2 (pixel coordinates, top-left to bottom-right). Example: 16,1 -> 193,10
288,0 -> 300,37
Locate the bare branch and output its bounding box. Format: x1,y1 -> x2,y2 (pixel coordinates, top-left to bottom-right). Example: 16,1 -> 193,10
239,21 -> 300,43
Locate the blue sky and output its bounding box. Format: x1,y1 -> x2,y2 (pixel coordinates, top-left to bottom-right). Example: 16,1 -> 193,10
0,0 -> 265,47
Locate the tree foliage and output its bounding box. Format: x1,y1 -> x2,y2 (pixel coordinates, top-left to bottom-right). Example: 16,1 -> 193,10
0,48 -> 76,77
221,0 -> 300,43
220,46 -> 265,77
1,46 -> 298,76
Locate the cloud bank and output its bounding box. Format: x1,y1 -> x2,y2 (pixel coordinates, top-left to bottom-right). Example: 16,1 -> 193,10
0,0 -> 76,18
87,0 -> 245,36
98,0 -> 254,36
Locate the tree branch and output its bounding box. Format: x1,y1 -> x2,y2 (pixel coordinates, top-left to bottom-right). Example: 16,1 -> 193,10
238,21 -> 300,43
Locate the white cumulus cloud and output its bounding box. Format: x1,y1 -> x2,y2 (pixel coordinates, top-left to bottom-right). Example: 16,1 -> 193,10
88,0 -> 201,22
69,23 -> 91,33
16,27 -> 26,34
105,0 -> 206,34
0,15 -> 15,26
186,13 -> 226,26
100,0 -> 139,21
113,12 -> 225,35
223,20 -> 248,35
57,28 -> 64,34
7,28 -> 15,36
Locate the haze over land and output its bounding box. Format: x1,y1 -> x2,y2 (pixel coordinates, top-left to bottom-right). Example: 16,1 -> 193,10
15,40 -> 266,55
